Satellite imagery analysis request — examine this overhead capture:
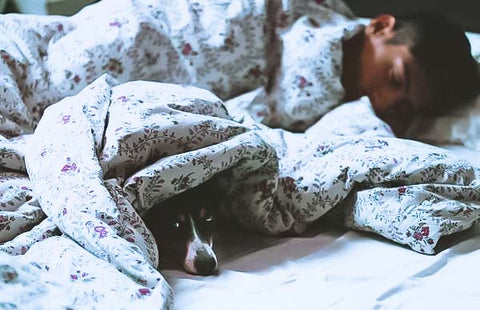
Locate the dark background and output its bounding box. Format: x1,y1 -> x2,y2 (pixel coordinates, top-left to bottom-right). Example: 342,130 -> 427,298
344,0 -> 480,32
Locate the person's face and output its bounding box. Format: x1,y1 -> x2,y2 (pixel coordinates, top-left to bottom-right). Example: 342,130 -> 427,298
359,15 -> 417,114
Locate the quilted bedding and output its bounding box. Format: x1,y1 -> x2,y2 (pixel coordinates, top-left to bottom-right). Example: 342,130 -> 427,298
1,0 -> 480,309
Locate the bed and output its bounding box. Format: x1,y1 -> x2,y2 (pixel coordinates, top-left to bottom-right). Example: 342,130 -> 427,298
1,0 -> 480,309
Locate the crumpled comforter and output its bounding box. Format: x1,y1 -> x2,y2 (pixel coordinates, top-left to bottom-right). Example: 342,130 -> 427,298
1,0 -> 480,309
2,74 -> 480,309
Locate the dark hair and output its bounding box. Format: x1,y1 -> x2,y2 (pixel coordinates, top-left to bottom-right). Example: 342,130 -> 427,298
388,12 -> 480,115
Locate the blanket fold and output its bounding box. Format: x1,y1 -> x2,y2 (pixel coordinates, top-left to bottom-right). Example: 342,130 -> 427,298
1,1 -> 480,309
23,75 -> 173,306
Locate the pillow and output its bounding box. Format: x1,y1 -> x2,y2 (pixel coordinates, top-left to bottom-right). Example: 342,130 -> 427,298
405,91 -> 480,151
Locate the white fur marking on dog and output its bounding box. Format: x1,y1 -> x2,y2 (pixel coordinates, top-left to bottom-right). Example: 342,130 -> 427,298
183,215 -> 218,275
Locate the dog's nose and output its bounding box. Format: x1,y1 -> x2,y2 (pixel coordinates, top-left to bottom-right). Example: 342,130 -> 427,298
194,254 -> 218,276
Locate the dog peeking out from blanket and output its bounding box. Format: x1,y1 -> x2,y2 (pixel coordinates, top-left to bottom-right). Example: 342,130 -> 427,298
144,182 -> 218,276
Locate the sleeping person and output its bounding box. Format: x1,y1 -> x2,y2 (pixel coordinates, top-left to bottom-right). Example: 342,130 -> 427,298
342,12 -> 480,136
241,7 -> 480,136
1,0 -> 477,140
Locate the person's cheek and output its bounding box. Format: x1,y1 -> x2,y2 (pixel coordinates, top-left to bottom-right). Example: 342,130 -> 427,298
370,86 -> 395,113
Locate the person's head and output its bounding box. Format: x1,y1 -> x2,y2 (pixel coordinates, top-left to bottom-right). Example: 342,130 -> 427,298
356,12 -> 480,117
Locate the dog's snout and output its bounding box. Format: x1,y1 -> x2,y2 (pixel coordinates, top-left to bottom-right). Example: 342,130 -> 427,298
194,252 -> 218,275
184,243 -> 218,275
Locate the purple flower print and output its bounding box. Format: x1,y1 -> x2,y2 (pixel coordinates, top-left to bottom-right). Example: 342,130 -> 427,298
412,226 -> 429,241
117,95 -> 129,102
182,43 -> 193,56
109,21 -> 122,27
62,115 -> 71,124
70,271 -> 88,281
297,76 -> 307,89
138,288 -> 151,296
413,232 -> 423,241
61,163 -> 77,173
421,226 -> 430,237
94,226 -> 108,238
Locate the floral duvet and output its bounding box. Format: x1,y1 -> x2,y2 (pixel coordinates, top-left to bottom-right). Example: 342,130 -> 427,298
1,0 -> 480,309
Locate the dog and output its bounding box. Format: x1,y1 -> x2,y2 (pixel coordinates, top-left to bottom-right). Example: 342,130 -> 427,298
144,182 -> 218,276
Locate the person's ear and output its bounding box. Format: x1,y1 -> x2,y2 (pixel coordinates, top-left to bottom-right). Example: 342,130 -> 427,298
365,15 -> 396,37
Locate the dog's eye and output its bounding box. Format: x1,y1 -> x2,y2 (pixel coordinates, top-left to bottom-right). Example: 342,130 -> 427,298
173,221 -> 182,230
204,214 -> 214,222
199,208 -> 214,222
173,214 -> 186,230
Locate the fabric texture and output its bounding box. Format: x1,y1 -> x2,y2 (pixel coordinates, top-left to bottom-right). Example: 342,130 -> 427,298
1,0 -> 480,309
224,95 -> 480,252
0,0 -> 353,138
247,7 -> 360,131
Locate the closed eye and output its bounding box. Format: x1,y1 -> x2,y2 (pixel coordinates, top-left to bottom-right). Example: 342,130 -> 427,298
389,68 -> 404,89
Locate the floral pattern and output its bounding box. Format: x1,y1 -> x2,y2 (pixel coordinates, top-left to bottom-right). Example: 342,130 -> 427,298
0,237 -> 171,309
0,0 -> 354,139
224,95 -> 480,252
0,0 -> 479,309
247,3 -> 359,131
